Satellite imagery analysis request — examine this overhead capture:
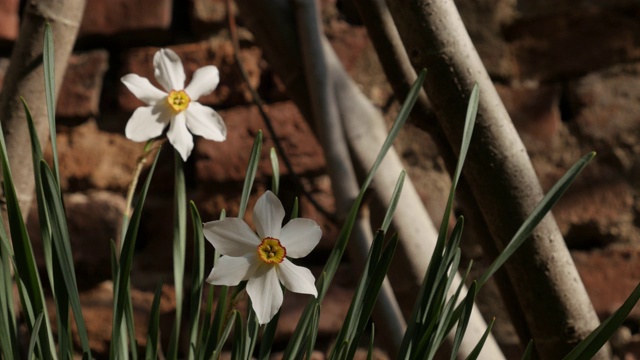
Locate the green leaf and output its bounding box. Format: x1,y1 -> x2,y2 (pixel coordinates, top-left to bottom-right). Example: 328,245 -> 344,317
40,161 -> 93,356
231,311 -> 244,360
243,308 -> 259,360
521,340 -> 534,360
145,280 -> 164,360
465,318 -> 495,360
0,244 -> 18,360
28,312 -> 44,360
211,311 -> 238,360
450,282 -> 477,360
478,152 -> 596,288
258,307 -> 281,360
168,150 -> 187,360
367,324 -> 375,360
381,170 -> 406,233
43,23 -> 60,185
110,149 -> 161,355
239,131 -> 263,218
188,202 -> 205,360
563,280 -> 640,360
270,147 -> 279,195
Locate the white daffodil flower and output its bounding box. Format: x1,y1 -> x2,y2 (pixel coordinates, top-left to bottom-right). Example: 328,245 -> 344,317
121,48 -> 226,161
204,191 -> 321,324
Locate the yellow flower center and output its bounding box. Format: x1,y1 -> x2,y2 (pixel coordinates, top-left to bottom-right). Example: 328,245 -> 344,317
167,90 -> 190,112
257,237 -> 286,265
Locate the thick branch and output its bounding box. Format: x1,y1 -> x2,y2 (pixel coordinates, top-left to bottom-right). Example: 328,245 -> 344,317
0,0 -> 86,218
386,0 -> 607,358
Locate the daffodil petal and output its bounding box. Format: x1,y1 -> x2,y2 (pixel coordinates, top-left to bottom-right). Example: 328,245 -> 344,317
253,191 -> 285,239
205,254 -> 259,286
203,218 -> 261,256
279,218 -> 321,258
154,48 -> 186,92
121,74 -> 167,105
277,259 -> 318,297
247,267 -> 283,324
167,112 -> 193,161
124,104 -> 171,142
185,102 -> 227,142
185,66 -> 220,101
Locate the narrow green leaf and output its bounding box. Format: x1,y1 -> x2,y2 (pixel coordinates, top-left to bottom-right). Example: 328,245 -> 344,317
40,161 -> 92,356
231,311 -> 244,360
521,340 -> 534,360
43,23 -> 60,185
563,280 -> 640,360
239,131 -> 263,218
450,282 -> 477,360
188,202 -> 205,360
244,308 -> 259,360
270,147 -> 279,195
110,149 -> 161,355
346,234 -> 399,360
28,312 -> 44,360
168,150 -> 187,360
202,285 -> 229,360
305,303 -> 321,359
145,280 -> 164,360
478,152 -> 596,288
465,318 -> 495,360
1,104 -> 55,358
125,294 -> 138,360
381,170 -> 405,232
282,298 -> 317,358
367,324 -> 375,360
211,311 -> 238,360
258,308 -> 281,360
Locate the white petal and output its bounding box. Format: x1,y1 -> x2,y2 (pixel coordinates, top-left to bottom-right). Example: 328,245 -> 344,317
167,112 -> 193,161
185,66 -> 220,101
185,102 -> 227,142
279,218 -> 321,258
277,259 -> 317,297
121,74 -> 167,105
246,267 -> 283,324
124,104 -> 171,142
205,254 -> 259,286
154,48 -> 186,91
204,218 -> 260,256
253,191 -> 285,239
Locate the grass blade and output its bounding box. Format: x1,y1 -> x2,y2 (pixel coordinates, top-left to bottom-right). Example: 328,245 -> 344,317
465,318 -> 495,360
188,202 -> 205,359
563,280 -> 640,360
43,23 -> 60,185
521,340 -> 534,360
145,280 -> 164,360
168,150 -> 187,360
211,311 -> 238,360
381,170 -> 405,233
28,312 -> 45,360
110,149 -> 161,355
270,147 -> 279,195
239,131 -> 263,218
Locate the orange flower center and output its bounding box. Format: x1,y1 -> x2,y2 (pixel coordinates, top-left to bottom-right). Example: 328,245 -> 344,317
167,90 -> 190,112
257,237 -> 286,265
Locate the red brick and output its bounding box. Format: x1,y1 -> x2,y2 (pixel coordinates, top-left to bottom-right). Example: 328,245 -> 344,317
193,101 -> 325,183
0,0 -> 18,42
496,83 -> 562,145
118,41 -> 264,111
79,0 -> 172,36
57,50 -> 109,118
190,0 -> 235,34
573,247 -> 640,320
47,119 -> 146,192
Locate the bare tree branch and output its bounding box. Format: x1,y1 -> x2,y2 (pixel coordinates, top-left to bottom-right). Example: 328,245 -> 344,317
385,0 -> 608,358
235,1 -> 504,358
0,0 -> 86,219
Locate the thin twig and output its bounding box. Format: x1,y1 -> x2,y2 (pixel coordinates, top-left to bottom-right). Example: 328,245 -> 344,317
225,0 -> 337,223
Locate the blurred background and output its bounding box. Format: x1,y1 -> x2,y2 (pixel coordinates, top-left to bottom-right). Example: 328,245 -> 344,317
1,0 -> 639,358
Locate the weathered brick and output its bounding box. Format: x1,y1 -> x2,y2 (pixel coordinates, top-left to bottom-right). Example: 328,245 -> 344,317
47,119 -> 146,192
496,83 -> 562,146
118,41 -> 264,111
190,0 -> 235,34
573,247 -> 640,320
57,50 -> 109,118
79,0 -> 172,36
0,0 -> 19,42
506,5 -> 640,80
193,101 -> 325,184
